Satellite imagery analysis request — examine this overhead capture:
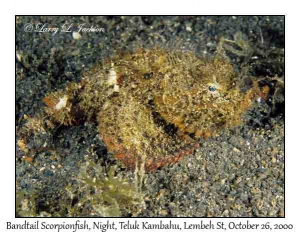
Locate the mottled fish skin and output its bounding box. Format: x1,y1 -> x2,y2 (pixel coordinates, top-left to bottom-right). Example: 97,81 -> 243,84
42,48 -> 268,171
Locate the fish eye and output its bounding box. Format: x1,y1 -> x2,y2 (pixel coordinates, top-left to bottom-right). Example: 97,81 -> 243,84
208,85 -> 217,92
144,72 -> 154,79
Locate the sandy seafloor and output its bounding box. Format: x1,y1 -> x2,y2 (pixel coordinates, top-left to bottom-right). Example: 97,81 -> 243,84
16,16 -> 284,217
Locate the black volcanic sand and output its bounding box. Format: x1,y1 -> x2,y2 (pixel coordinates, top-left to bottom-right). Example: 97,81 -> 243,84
16,16 -> 284,217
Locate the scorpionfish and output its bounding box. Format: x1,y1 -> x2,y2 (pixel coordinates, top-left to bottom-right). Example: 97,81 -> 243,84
42,47 -> 268,171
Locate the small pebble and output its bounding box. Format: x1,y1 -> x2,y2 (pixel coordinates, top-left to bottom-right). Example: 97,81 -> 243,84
233,147 -> 241,153
16,52 -> 22,62
72,31 -> 82,40
186,26 -> 192,32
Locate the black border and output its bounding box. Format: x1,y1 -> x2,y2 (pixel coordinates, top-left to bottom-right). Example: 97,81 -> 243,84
15,15 -> 285,219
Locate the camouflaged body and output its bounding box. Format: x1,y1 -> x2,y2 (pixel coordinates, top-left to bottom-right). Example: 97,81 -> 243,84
42,48 -> 266,171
